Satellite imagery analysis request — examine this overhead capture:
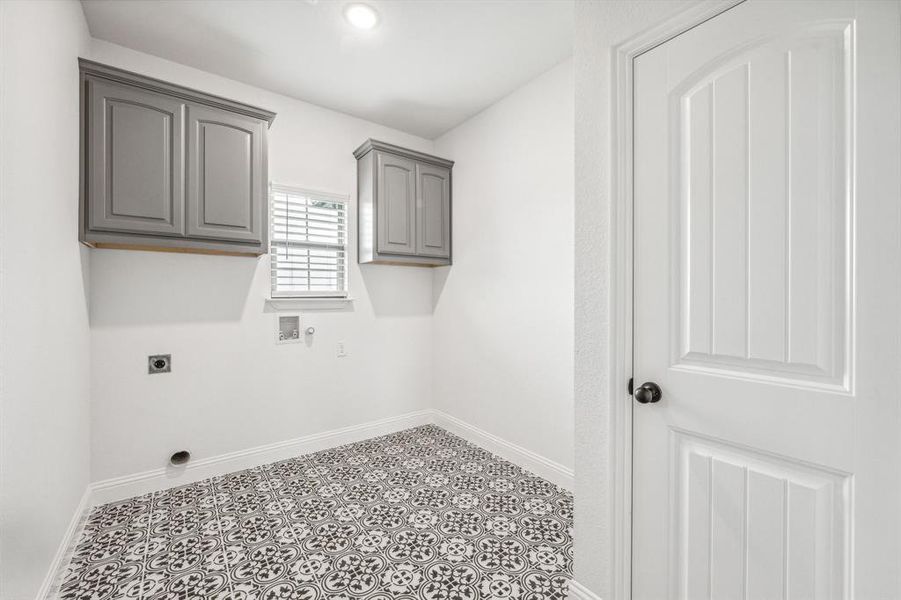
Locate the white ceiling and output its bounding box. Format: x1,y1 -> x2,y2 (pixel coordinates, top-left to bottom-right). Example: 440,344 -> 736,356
80,0 -> 573,139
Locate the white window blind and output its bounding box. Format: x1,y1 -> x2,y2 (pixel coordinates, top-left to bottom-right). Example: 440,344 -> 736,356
270,185 -> 348,298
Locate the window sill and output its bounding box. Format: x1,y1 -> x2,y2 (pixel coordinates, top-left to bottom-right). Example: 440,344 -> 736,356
265,297 -> 355,311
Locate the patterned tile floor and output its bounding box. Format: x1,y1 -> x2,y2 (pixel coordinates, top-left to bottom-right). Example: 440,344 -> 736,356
58,425 -> 573,600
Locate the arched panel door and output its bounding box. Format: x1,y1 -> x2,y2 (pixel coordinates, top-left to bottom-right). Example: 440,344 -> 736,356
186,105 -> 265,243
376,151 -> 417,255
88,79 -> 185,236
416,163 -> 451,258
632,1 -> 901,599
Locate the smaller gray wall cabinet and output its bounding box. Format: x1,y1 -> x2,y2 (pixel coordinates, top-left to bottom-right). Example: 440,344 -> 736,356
355,139 -> 453,266
79,59 -> 276,256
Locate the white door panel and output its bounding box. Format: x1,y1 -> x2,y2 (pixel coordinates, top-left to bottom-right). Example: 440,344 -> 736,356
632,1 -> 901,598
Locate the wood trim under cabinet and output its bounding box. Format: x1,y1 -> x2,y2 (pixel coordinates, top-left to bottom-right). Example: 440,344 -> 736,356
86,242 -> 262,258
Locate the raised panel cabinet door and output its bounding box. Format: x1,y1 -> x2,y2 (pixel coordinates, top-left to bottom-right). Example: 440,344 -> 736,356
186,105 -> 264,243
88,79 -> 186,236
376,151 -> 416,255
415,163 -> 450,258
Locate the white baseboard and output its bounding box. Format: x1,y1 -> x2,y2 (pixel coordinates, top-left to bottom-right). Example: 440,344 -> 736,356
89,409 -> 571,505
567,580 -> 603,600
431,410 -> 574,490
89,410 -> 433,506
38,487 -> 91,600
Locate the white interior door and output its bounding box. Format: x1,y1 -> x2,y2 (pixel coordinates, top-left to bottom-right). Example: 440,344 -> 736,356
632,1 -> 901,599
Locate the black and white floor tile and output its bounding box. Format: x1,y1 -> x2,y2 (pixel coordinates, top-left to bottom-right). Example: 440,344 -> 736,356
58,425 -> 574,599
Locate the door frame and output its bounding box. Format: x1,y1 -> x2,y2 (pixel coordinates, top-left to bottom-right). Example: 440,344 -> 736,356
608,1 -> 745,598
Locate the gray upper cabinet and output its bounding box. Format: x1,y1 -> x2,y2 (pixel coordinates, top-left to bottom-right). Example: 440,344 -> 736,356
187,106 -> 265,243
80,59 -> 275,256
355,139 -> 453,267
376,151 -> 417,255
415,163 -> 451,258
87,79 -> 186,237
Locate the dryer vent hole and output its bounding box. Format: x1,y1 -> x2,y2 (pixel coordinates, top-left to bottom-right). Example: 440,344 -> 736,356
170,450 -> 190,466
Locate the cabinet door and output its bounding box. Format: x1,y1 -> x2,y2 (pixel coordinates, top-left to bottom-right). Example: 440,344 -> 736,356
88,79 -> 185,236
376,151 -> 416,255
186,105 -> 264,243
415,163 -> 451,258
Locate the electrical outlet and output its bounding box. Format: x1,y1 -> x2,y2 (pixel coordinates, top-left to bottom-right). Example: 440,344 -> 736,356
337,341 -> 347,358
148,354 -> 171,374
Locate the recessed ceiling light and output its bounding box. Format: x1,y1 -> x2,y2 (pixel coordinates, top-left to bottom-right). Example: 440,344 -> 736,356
344,3 -> 379,30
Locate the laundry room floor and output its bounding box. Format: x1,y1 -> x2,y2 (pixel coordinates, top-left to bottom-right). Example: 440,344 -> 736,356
57,425 -> 574,599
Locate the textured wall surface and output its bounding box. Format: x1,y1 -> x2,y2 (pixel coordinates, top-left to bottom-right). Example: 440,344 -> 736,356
432,60 -> 575,471
0,2 -> 92,598
87,40 -> 439,482
573,1 -> 694,596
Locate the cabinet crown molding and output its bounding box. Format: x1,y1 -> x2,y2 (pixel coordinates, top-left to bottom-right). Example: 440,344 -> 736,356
78,58 -> 276,127
353,138 -> 454,169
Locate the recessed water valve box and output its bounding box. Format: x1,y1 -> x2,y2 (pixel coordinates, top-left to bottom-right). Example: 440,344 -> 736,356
277,315 -> 301,343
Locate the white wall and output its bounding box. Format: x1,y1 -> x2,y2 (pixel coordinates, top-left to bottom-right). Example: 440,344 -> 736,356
573,1 -> 694,597
87,40 -> 437,482
0,2 -> 577,593
432,60 -> 574,471
0,1 -> 92,598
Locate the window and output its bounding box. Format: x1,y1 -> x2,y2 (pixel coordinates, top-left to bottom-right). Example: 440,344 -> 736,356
270,185 -> 348,298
